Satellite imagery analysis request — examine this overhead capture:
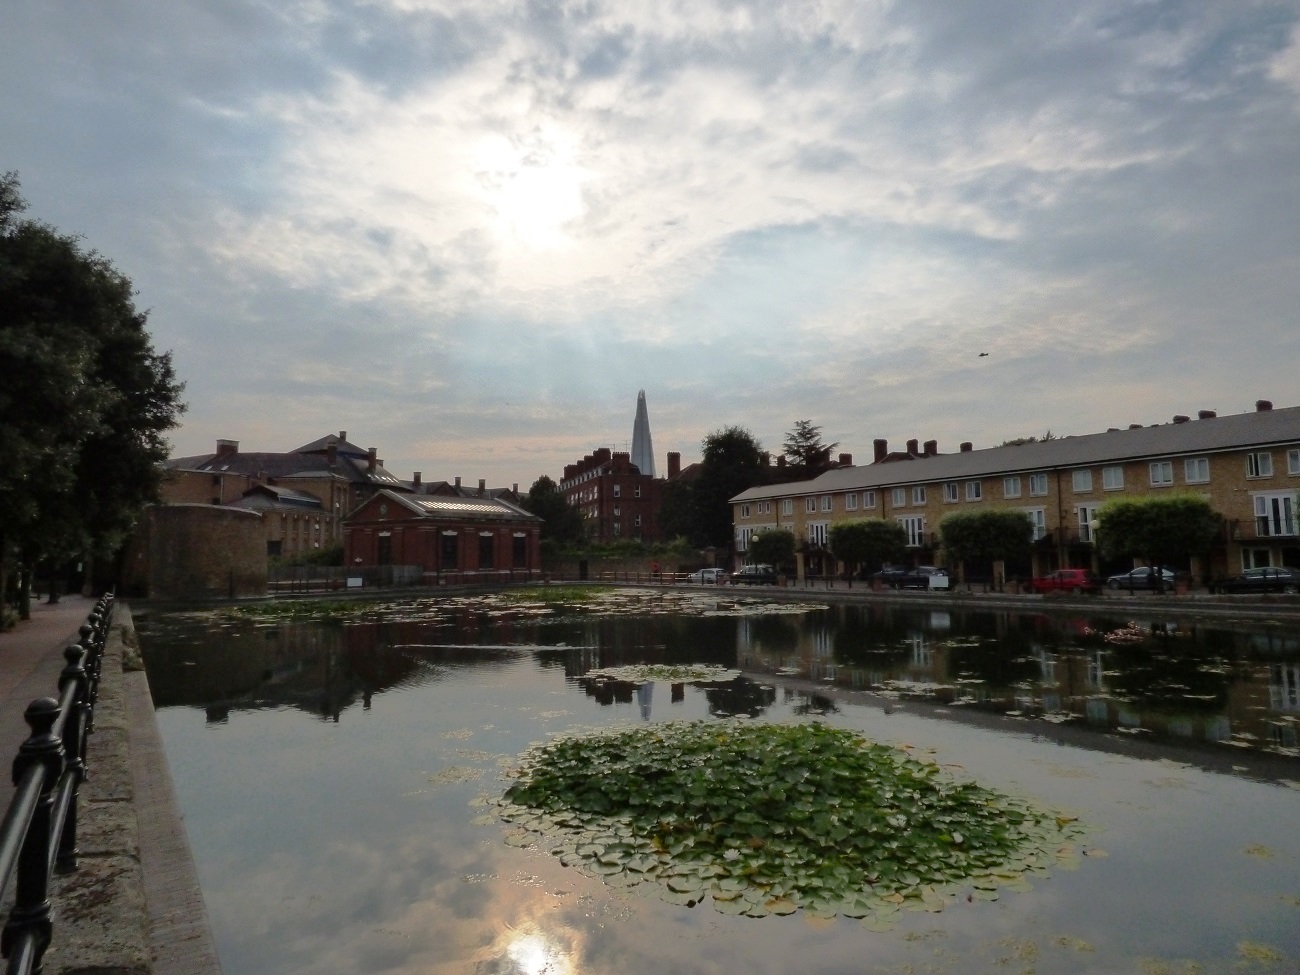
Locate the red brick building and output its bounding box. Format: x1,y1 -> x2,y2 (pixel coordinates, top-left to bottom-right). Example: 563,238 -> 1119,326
559,449 -> 685,543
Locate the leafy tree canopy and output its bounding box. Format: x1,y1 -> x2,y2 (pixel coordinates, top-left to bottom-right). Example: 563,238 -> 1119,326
692,426 -> 767,548
1000,430 -> 1057,447
828,519 -> 907,575
938,510 -> 1033,566
522,475 -> 585,544
748,528 -> 795,569
782,420 -> 839,478
1095,494 -> 1221,570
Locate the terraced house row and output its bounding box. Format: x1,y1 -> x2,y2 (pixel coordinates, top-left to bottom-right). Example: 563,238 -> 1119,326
730,400 -> 1300,582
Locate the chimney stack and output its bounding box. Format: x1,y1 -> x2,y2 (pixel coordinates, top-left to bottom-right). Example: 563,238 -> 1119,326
216,439 -> 238,458
512,483 -> 518,495
1197,410 -> 1217,420
837,453 -> 852,466
478,478 -> 486,496
339,431 -> 347,442
367,447 -> 377,473
454,476 -> 462,490
873,439 -> 888,463
1173,414 -> 1190,423
412,472 -> 421,489
1256,399 -> 1273,412
923,440 -> 937,457
906,439 -> 919,456
668,452 -> 681,479
960,442 -> 973,453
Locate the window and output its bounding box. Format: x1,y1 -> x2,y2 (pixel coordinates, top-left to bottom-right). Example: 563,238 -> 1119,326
1254,493 -> 1297,537
899,515 -> 926,547
1102,466 -> 1124,490
781,499 -> 793,516
613,506 -> 620,517
1289,448 -> 1300,475
441,532 -> 459,569
821,495 -> 832,512
634,485 -> 642,498
891,488 -> 906,507
512,535 -> 527,568
478,533 -> 494,569
1077,505 -> 1100,543
613,484 -> 621,498
1247,452 -> 1274,478
943,482 -> 959,503
966,481 -> 983,501
1184,457 -> 1210,484
1071,470 -> 1093,492
742,504 -> 751,518
613,523 -> 620,536
805,497 -> 816,513
1027,508 -> 1047,541
863,490 -> 877,509
1149,461 -> 1173,486
912,486 -> 927,505
1029,473 -> 1048,496
1003,476 -> 1021,498
634,514 -> 642,527
846,493 -> 858,511
807,522 -> 828,547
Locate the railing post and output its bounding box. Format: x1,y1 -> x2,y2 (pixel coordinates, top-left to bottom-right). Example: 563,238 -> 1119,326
1,699 -> 65,975
54,645 -> 89,874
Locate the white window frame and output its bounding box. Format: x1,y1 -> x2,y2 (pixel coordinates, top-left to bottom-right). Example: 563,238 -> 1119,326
1029,473 -> 1048,497
1071,469 -> 1093,493
613,484 -> 621,498
912,485 -> 927,505
805,497 -> 816,513
1288,448 -> 1300,475
863,490 -> 877,509
741,504 -> 751,518
1102,465 -> 1124,490
634,485 -> 642,498
1184,457 -> 1209,484
1003,476 -> 1021,499
965,481 -> 983,501
1247,452 -> 1274,478
1026,508 -> 1047,541
781,499 -> 793,516
1149,461 -> 1173,486
807,522 -> 829,547
891,488 -> 906,507
1077,505 -> 1100,543
898,515 -> 926,548
845,493 -> 858,511
943,482 -> 959,503
821,495 -> 832,512
1253,492 -> 1297,537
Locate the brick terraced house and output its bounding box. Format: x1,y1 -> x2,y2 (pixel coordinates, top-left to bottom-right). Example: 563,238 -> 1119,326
731,400 -> 1300,584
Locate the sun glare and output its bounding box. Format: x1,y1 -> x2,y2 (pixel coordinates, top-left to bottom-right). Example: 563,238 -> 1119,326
475,134 -> 587,250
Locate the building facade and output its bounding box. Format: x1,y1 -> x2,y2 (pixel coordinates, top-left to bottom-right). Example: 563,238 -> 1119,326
560,448 -> 685,543
731,400 -> 1300,582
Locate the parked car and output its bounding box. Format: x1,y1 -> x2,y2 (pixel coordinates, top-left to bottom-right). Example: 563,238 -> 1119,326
1106,567 -> 1177,591
732,564 -> 778,585
1029,568 -> 1101,594
1212,566 -> 1300,594
687,568 -> 727,584
875,565 -> 949,590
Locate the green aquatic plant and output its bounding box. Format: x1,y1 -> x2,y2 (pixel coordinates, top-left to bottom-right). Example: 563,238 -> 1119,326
497,586 -> 618,605
500,720 -> 1085,923
581,664 -> 741,683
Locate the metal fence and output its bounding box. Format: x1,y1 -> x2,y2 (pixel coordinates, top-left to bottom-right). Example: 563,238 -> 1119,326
0,594 -> 113,975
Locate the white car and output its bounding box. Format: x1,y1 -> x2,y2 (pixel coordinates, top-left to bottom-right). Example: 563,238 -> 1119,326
687,568 -> 726,584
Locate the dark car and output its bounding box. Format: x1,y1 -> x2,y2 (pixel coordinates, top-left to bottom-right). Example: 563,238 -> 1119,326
873,565 -> 949,590
1106,567 -> 1177,591
732,564 -> 778,585
1213,566 -> 1300,595
1029,568 -> 1100,594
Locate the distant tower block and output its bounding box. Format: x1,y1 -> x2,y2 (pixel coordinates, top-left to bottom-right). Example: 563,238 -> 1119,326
631,389 -> 656,477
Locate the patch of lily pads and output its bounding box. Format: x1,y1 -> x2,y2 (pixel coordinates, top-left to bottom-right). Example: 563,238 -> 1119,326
499,719 -> 1087,926
580,664 -> 742,684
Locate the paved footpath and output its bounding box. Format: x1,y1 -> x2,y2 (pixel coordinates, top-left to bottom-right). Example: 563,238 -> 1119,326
1,595 -> 222,975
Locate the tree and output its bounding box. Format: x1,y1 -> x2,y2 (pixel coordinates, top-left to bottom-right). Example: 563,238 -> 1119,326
748,529 -> 795,571
691,426 -> 767,548
938,510 -> 1033,581
656,478 -> 694,544
782,420 -> 839,479
521,476 -> 585,545
828,519 -> 907,579
1,172 -> 185,612
1000,430 -> 1057,447
1095,495 -> 1221,588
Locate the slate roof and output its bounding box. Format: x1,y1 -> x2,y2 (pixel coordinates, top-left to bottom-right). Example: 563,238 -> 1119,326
733,404 -> 1300,501
363,489 -> 542,524
228,485 -> 323,510
167,449 -> 408,491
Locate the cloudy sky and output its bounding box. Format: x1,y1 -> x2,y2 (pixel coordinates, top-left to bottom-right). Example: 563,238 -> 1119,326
5,1 -> 1299,489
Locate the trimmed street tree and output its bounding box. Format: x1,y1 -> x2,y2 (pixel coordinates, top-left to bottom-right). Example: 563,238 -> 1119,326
938,510 -> 1034,583
748,528 -> 795,573
829,519 -> 908,580
1095,494 -> 1221,589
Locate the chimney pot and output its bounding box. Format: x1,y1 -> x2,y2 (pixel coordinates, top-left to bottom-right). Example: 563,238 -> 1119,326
906,439 -> 919,456
1197,410 -> 1216,420
960,442 -> 973,453
838,452 -> 852,466
1173,414 -> 1190,423
923,440 -> 937,457
1256,399 -> 1273,412
339,431 -> 347,442
873,439 -> 888,463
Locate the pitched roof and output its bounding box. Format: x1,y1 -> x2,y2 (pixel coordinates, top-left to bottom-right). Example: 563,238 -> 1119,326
732,404 -> 1300,501
358,489 -> 542,524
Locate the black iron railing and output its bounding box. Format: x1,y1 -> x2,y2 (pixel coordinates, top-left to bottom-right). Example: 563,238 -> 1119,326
0,593 -> 113,975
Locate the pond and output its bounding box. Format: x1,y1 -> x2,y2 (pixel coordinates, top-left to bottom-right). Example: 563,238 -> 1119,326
136,589 -> 1300,975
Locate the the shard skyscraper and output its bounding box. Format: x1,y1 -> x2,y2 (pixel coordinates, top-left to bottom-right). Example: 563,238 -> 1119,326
631,389 -> 656,477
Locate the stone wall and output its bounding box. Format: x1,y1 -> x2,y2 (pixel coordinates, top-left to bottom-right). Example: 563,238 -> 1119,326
134,504 -> 267,600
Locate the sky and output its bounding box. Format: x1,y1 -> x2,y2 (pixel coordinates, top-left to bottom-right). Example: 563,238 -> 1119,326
4,0 -> 1300,491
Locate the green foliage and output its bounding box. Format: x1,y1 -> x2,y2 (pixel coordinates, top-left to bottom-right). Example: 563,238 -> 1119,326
693,426 -> 767,548
781,420 -> 839,479
521,475 -> 585,545
748,528 -> 795,569
829,519 -> 907,575
1095,494 -> 1221,568
938,510 -> 1033,566
656,478 -> 694,542
502,720 -> 1084,921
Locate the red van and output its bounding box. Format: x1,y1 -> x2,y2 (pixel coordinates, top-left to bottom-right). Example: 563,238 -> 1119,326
1029,569 -> 1101,594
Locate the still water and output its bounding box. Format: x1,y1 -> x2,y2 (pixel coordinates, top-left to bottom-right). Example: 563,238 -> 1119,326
137,591 -> 1300,975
